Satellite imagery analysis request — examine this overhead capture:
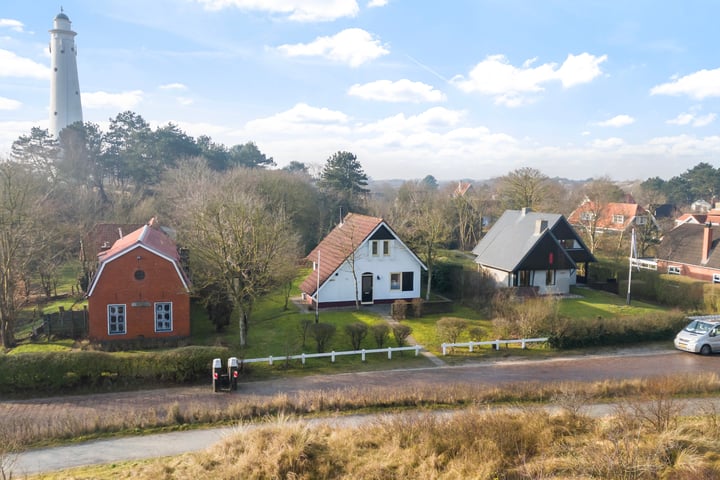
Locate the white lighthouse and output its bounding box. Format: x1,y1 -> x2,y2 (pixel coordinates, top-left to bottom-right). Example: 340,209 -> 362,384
49,9 -> 83,137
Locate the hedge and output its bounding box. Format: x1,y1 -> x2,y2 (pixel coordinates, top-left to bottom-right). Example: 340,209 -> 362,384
0,346 -> 229,395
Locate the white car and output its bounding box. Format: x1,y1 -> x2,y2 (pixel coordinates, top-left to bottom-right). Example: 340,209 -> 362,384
674,317 -> 720,355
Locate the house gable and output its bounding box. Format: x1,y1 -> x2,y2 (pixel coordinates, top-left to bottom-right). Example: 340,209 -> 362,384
517,232 -> 575,272
299,213 -> 426,305
86,221 -> 191,342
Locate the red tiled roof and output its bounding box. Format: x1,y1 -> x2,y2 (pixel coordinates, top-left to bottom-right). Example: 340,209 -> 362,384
89,220 -> 190,296
299,213 -> 383,296
568,201 -> 649,231
81,223 -> 144,260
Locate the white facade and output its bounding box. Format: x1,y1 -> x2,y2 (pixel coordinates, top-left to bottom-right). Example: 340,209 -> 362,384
315,239 -> 423,304
49,11 -> 83,137
484,267 -> 575,295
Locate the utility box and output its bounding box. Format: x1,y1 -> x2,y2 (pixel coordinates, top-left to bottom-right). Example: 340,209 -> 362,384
212,357 -> 240,392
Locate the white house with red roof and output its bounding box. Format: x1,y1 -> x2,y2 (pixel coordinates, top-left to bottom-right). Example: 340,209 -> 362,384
300,213 -> 426,308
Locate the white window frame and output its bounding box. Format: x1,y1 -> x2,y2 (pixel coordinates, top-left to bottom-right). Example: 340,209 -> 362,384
612,214 -> 624,224
635,216 -> 648,225
107,304 -> 126,335
155,302 -> 173,332
390,272 -> 401,290
713,273 -> 720,284
382,240 -> 390,256
371,241 -> 379,256
668,265 -> 681,275
580,212 -> 593,221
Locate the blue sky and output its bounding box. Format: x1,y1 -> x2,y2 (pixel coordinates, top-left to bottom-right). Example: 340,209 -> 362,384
2,0 -> 720,182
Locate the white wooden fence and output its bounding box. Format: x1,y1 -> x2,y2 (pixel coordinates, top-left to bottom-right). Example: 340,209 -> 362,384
241,345 -> 423,366
441,337 -> 548,355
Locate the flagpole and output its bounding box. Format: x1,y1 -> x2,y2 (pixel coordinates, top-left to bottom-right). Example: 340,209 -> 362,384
626,228 -> 635,305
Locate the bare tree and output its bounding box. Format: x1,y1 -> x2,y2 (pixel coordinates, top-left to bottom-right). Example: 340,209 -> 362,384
172,166 -> 300,348
572,177 -> 625,254
496,167 -> 549,210
393,181 -> 452,300
0,161 -> 48,348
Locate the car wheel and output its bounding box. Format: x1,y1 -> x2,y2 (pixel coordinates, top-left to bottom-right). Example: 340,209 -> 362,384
700,344 -> 712,355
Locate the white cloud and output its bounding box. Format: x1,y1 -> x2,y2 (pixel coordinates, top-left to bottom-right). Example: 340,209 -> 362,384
348,79 -> 445,103
277,28 -> 389,67
177,97 -> 194,106
0,19 -> 24,32
555,52 -> 608,87
0,96 -> 21,110
595,114 -> 635,127
359,107 -> 464,134
367,0 -> 388,7
451,52 -> 606,106
0,49 -> 50,79
667,111 -> 716,127
82,90 -> 144,110
591,137 -> 626,148
245,103 -> 350,134
651,68 -> 720,99
194,0 -> 359,22
159,83 -> 188,90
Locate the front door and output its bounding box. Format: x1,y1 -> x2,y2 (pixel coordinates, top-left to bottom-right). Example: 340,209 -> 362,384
361,273 -> 374,304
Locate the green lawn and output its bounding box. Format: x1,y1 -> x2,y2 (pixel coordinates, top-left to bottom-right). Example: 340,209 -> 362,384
561,286 -> 666,319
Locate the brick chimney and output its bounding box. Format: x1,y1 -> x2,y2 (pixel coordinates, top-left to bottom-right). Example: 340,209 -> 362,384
703,222 -> 713,264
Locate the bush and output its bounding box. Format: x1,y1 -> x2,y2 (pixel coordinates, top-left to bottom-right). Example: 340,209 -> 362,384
391,300 -> 408,320
392,324 -> 412,347
370,324 -> 390,348
345,322 -> 368,350
309,323 -> 336,353
0,346 -> 228,395
436,317 -> 468,344
547,310 -> 687,349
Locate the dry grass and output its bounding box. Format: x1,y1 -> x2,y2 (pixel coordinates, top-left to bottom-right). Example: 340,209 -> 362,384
33,404 -> 720,479
5,373 -> 720,452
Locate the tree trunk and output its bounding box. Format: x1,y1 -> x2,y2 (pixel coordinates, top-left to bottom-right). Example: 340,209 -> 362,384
238,308 -> 248,348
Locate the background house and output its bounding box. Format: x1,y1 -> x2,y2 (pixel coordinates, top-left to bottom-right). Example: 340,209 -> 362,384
86,219 -> 191,342
655,223 -> 720,283
472,208 -> 595,295
300,213 -> 426,308
567,201 -> 657,233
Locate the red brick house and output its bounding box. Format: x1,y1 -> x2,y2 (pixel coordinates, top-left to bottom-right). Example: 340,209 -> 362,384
655,223 -> 720,283
86,219 -> 191,342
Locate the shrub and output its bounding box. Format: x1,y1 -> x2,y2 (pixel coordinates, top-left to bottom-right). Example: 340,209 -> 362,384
391,300 -> 408,320
0,346 -> 228,395
392,324 -> 412,347
436,317 -> 468,345
370,324 -> 390,348
345,322 -> 368,350
547,310 -> 687,349
308,323 -> 336,353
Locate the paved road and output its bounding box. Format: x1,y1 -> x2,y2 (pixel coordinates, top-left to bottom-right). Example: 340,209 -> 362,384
9,348 -> 720,475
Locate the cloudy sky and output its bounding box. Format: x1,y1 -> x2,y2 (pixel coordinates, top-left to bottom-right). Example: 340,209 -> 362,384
2,0 -> 720,181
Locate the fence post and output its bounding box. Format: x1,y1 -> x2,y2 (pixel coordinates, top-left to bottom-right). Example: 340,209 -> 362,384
331,351 -> 335,363
269,355 -> 273,366
301,353 -> 306,365
387,347 -> 392,359
415,345 -> 420,356
469,342 -> 474,353
521,339 -> 527,349
442,343 -> 447,355
495,340 -> 500,351
361,349 -> 366,362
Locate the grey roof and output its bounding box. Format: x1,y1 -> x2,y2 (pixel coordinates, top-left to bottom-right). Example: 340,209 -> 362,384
657,223 -> 720,268
472,209 -> 566,272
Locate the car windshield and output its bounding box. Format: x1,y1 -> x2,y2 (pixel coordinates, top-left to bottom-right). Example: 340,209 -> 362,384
685,320 -> 716,334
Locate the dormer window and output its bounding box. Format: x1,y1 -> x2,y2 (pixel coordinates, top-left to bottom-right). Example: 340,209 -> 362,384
612,214 -> 624,224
